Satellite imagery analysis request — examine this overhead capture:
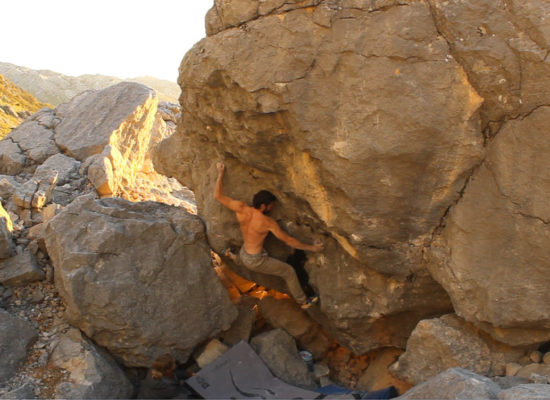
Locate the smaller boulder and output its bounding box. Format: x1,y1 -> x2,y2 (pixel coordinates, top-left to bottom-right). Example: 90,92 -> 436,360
195,339 -> 229,368
498,384 -> 550,399
49,328 -> 134,399
251,328 -> 317,389
259,297 -> 331,359
0,139 -> 26,175
0,309 -> 38,383
0,202 -> 14,259
220,296 -> 258,346
357,348 -> 412,395
34,154 -> 81,186
0,251 -> 45,287
515,363 -> 550,380
1,381 -> 36,399
395,368 -> 501,399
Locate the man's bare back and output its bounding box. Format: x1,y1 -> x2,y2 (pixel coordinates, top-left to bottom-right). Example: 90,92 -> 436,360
214,162 -> 323,254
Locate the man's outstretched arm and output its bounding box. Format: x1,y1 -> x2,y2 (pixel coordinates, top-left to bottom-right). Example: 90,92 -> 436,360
268,220 -> 324,252
214,162 -> 246,212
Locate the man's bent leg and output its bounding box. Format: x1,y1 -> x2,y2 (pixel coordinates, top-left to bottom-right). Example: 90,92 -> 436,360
253,256 -> 307,304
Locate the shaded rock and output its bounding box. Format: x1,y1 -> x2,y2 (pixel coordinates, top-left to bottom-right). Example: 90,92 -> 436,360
492,375 -> 529,390
0,175 -> 18,201
0,139 -> 26,175
1,381 -> 36,399
357,348 -> 412,395
7,118 -> 59,164
505,362 -> 522,377
251,328 -> 316,389
220,296 -> 258,346
396,368 -> 501,399
530,351 -> 543,363
498,384 -> 550,400
44,195 -> 237,367
195,339 -> 229,368
50,328 -> 133,399
0,251 -> 45,287
0,309 -> 38,383
259,297 -> 331,359
391,314 -> 521,385
429,107 -> 550,346
34,153 -> 80,185
155,0 -> 480,353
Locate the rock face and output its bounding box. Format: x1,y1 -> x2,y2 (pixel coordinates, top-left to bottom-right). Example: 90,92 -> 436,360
0,309 -> 38,383
49,329 -> 133,399
44,195 -> 237,367
154,0 -> 550,355
429,106 -> 550,345
155,0 -> 472,353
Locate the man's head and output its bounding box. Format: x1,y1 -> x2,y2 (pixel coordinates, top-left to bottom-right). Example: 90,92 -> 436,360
253,190 -> 277,214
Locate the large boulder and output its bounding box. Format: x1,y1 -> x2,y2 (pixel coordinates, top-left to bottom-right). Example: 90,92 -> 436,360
429,107 -> 550,346
49,328 -> 134,399
0,309 -> 38,383
44,195 -> 237,367
154,0 -> 474,353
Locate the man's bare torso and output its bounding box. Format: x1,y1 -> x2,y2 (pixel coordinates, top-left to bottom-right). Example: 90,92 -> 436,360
235,205 -> 273,255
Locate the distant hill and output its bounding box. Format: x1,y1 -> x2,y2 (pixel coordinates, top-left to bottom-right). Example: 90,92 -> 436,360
0,74 -> 52,138
0,62 -> 180,106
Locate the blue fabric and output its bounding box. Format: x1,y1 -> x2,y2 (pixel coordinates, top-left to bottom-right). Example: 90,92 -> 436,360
315,385 -> 398,399
314,384 -> 352,395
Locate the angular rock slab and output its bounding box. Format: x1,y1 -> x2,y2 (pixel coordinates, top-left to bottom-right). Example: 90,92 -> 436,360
155,1 -> 482,353
54,82 -> 158,197
0,251 -> 45,287
0,309 -> 38,383
54,82 -> 156,161
44,195 -> 237,367
395,368 -> 501,399
251,328 -> 317,389
430,107 -> 550,345
49,328 -> 133,399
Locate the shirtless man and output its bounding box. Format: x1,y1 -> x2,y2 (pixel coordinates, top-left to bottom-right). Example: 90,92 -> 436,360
214,162 -> 323,309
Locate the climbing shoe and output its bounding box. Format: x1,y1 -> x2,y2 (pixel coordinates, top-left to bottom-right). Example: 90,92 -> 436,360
301,295 -> 319,310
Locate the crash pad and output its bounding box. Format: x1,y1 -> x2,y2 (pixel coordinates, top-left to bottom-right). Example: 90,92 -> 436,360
186,340 -> 320,399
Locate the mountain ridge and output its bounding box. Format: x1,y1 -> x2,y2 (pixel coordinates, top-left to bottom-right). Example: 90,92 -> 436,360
0,61 -> 180,106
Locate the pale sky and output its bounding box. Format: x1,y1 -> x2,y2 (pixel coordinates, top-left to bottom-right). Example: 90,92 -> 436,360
2,1 -> 214,82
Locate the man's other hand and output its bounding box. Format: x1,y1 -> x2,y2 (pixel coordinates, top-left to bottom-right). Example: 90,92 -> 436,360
216,162 -> 225,175
311,239 -> 324,252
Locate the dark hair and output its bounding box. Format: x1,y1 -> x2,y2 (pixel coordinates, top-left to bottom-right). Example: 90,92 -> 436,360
253,190 -> 277,209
